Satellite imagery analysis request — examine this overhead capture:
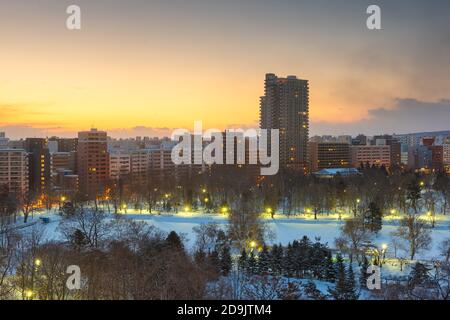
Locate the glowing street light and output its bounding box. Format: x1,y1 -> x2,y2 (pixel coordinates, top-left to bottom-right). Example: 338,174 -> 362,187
204,198 -> 209,203
34,259 -> 42,267
305,208 -> 312,214
250,241 -> 257,249
381,244 -> 388,264
390,209 -> 397,215
25,290 -> 33,299
201,188 -> 207,194
184,206 -> 190,212
420,181 -> 425,187
60,196 -> 66,202
265,207 -> 273,214
221,207 -> 228,214
356,199 -> 361,204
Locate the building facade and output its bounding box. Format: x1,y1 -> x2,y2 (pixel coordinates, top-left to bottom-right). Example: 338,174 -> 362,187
110,153 -> 131,180
25,138 -> 51,196
77,129 -> 109,199
308,142 -> 351,172
260,73 -> 309,171
0,149 -> 28,197
351,145 -> 391,168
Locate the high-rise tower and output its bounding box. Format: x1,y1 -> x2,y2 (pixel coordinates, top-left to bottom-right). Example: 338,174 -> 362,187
260,73 -> 309,171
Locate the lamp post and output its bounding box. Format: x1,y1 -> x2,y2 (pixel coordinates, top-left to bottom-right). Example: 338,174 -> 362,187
381,244 -> 388,266
29,258 -> 42,300
266,207 -> 273,218
59,196 -> 66,211
249,241 -> 257,253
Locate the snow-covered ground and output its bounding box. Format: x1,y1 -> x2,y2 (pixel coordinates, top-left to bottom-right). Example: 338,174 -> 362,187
19,208 -> 450,264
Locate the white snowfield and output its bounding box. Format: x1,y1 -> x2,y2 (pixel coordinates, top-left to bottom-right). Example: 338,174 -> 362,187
23,208 -> 450,263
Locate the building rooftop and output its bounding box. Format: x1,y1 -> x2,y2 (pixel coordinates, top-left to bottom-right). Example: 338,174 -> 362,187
314,168 -> 361,177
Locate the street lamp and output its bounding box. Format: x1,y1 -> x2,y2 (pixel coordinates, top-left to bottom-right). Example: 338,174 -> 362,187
265,207 -> 273,215
381,244 -> 388,265
356,198 -> 361,204
25,290 -> 33,300
184,206 -> 190,213
390,209 -> 397,215
221,207 -> 228,214
34,259 -> 42,267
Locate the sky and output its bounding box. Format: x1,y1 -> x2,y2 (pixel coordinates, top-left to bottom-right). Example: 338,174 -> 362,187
1,0 -> 449,139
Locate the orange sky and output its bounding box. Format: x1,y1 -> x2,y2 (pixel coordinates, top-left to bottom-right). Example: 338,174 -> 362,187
1,1 -> 449,137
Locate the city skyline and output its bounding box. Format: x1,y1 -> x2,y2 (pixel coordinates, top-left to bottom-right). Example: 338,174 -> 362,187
1,0 -> 450,139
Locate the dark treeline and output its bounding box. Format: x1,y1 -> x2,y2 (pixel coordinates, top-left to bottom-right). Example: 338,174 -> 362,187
0,213 -> 214,300
238,236 -> 335,281
1,165 -> 449,226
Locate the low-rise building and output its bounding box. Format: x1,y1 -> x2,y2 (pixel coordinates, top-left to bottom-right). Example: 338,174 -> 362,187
351,145 -> 391,168
308,142 -> 351,172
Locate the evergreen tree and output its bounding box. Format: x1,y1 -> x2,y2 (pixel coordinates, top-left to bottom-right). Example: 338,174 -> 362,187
409,262 -> 431,287
365,202 -> 383,233
270,244 -> 283,276
257,245 -> 270,275
328,254 -> 347,300
407,180 -> 422,214
220,245 -> 232,276
345,264 -> 359,300
283,243 -> 295,277
208,249 -> 221,273
247,251 -> 257,275
238,249 -> 247,273
166,231 -> 184,250
324,252 -> 336,282
70,229 -> 88,249
359,255 -> 370,289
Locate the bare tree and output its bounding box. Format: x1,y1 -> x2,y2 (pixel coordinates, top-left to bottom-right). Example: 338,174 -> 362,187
335,217 -> 371,263
0,226 -> 20,299
59,208 -> 109,249
392,215 -> 432,260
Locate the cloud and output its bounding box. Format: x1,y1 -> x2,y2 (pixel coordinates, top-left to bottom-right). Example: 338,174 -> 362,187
311,98 -> 450,136
3,99 -> 449,139
0,125 -> 75,139
108,126 -> 174,139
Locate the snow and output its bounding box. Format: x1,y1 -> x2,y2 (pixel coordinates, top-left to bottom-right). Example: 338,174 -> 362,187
10,208 -> 450,262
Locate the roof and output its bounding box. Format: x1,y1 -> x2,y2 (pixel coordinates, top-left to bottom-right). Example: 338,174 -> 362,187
314,168 -> 361,176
